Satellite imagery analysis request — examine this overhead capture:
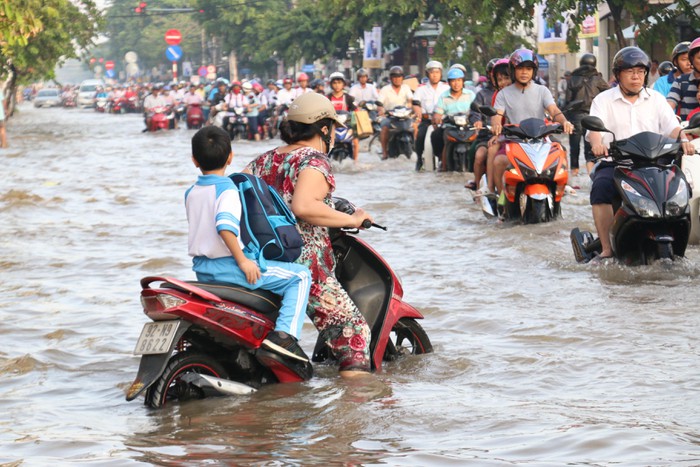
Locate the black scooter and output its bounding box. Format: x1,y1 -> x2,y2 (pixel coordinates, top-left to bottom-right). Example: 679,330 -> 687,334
570,116 -> 691,265
386,106 -> 414,159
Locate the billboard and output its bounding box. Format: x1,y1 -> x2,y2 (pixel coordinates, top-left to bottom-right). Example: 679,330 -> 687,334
363,26 -> 382,69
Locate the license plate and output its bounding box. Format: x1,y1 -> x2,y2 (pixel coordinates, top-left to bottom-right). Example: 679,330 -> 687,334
133,321 -> 179,355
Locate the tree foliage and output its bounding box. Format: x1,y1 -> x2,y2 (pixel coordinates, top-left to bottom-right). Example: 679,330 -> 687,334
103,1 -> 204,79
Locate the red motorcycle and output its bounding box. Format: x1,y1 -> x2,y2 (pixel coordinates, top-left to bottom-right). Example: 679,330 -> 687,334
147,106 -> 172,132
126,199 -> 432,408
186,103 -> 204,129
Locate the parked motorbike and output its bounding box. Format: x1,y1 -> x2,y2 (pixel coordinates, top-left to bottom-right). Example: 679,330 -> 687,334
329,110 -> 354,163
478,106 -> 568,223
570,116 -> 690,265
126,199 -> 432,408
441,112 -> 478,172
147,106 -> 172,132
186,103 -> 205,130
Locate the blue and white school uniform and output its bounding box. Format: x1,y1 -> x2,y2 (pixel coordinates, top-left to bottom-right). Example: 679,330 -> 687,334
185,174 -> 310,338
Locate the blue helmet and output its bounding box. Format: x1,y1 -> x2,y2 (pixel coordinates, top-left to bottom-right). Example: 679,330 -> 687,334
447,68 -> 465,80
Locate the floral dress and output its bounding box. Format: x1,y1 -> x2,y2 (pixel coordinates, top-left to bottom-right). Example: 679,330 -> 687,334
246,147 -> 371,372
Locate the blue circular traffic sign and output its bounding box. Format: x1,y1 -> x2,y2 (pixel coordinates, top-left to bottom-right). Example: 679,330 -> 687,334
165,45 -> 182,62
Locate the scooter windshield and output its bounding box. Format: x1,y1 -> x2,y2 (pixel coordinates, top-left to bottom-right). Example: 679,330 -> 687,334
520,141 -> 553,173
616,132 -> 680,163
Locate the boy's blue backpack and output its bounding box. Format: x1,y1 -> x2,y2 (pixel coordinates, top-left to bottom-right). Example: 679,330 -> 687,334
229,173 -> 303,270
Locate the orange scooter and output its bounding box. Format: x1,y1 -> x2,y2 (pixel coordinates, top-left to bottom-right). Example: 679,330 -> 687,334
498,118 -> 569,223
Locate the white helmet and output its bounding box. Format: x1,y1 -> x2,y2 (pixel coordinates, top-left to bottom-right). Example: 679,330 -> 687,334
426,60 -> 443,73
242,82 -> 253,91
329,72 -> 345,82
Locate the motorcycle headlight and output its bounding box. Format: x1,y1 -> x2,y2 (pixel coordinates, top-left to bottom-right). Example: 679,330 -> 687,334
365,103 -> 376,110
454,115 -> 467,126
392,108 -> 410,118
337,114 -> 348,124
621,180 -> 661,218
540,159 -> 560,178
514,159 -> 538,179
665,178 -> 689,217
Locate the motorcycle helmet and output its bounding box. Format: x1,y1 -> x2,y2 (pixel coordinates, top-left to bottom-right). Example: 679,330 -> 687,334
357,68 -> 369,77
283,77 -> 293,85
447,68 -> 465,80
275,79 -> 283,88
329,71 -> 345,83
612,46 -> 651,92
672,41 -> 691,68
579,53 -> 597,68
287,91 -> 346,128
687,37 -> 700,70
252,82 -> 264,93
230,80 -> 241,88
509,48 -> 539,80
389,66 -> 404,77
297,72 -> 309,82
658,60 -> 675,77
491,58 -> 510,89
485,58 -> 498,85
242,81 -> 253,92
425,60 -> 443,75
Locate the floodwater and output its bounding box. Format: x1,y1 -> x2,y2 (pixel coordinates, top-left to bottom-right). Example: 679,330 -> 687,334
1,104 -> 700,466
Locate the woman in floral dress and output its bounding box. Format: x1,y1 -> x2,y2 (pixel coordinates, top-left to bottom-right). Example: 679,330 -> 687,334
246,92 -> 373,377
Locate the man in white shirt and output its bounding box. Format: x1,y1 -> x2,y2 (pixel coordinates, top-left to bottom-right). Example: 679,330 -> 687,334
277,78 -> 295,108
378,66 -> 413,159
349,68 -> 380,105
586,47 -> 693,260
412,60 -> 450,170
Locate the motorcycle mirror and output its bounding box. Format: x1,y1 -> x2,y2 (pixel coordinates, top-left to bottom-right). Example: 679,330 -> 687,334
479,105 -> 497,117
581,116 -> 609,133
688,112 -> 700,130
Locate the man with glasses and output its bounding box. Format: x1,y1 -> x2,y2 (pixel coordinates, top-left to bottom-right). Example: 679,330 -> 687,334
586,47 -> 693,261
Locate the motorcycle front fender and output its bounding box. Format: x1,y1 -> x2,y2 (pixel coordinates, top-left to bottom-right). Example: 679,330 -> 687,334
125,320 -> 191,401
524,183 -> 551,199
371,298 -> 424,371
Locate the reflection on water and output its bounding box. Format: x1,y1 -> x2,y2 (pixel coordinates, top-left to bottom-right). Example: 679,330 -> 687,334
1,105 -> 700,465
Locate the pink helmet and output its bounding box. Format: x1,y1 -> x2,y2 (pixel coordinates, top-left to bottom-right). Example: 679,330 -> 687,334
688,37 -> 700,70
297,72 -> 309,82
252,82 -> 264,93
491,58 -> 510,89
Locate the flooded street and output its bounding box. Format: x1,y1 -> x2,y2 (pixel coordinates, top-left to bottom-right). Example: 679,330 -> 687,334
2,104 -> 700,466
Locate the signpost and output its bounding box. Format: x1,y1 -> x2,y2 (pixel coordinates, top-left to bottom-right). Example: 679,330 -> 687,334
164,29 -> 182,81
164,29 -> 182,46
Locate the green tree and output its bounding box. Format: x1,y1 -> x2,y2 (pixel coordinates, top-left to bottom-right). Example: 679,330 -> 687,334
1,0 -> 102,115
103,1 -> 204,81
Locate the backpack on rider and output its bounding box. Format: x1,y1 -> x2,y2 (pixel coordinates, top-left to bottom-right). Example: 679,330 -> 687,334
229,173 -> 304,271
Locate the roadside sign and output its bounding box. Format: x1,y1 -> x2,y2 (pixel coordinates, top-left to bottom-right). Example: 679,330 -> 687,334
198,66 -> 207,77
165,45 -> 182,62
165,29 -> 182,45
105,60 -> 115,70
106,69 -> 116,78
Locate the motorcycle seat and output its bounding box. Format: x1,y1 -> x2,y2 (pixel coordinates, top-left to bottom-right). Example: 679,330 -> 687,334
163,281 -> 281,317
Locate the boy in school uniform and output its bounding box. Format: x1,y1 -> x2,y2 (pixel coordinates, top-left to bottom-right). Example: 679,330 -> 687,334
185,126 -> 311,361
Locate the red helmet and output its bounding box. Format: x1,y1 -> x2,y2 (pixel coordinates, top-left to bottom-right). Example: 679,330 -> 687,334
297,72 -> 309,82
283,77 -> 293,85
252,82 -> 264,93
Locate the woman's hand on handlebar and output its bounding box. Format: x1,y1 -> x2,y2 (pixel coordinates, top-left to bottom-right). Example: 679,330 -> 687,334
350,207 -> 373,229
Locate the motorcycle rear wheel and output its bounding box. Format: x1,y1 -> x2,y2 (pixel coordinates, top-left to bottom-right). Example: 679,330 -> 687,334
145,351 -> 228,409
367,134 -> 382,158
383,318 -> 433,361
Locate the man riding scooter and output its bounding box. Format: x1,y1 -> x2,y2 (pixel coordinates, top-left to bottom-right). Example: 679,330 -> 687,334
378,66 -> 413,160
412,61 -> 450,171
431,67 -> 480,171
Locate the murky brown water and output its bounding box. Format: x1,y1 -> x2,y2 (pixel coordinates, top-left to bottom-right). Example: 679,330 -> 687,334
2,104 -> 700,466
